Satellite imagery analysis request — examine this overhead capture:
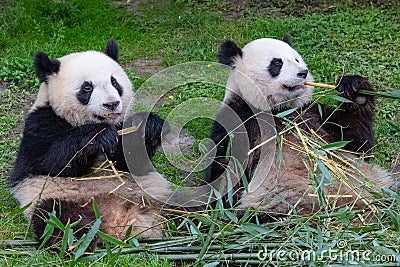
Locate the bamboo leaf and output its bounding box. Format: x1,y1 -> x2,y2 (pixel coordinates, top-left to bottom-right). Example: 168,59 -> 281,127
330,95 -> 352,103
242,223 -> 270,235
275,108 -> 297,118
97,231 -> 129,247
317,103 -> 323,118
186,218 -> 203,241
212,188 -> 224,211
203,262 -> 220,267
321,141 -> 349,151
130,238 -> 140,248
226,171 -> 234,207
105,239 -> 112,256
238,208 -> 253,224
92,198 -> 101,219
276,132 -> 283,167
60,222 -> 71,257
193,214 -> 214,226
198,209 -> 218,260
74,218 -> 101,260
359,89 -> 400,99
316,159 -> 331,182
225,133 -> 233,160
125,225 -> 133,239
48,212 -> 66,231
69,216 -> 82,228
39,223 -> 54,250
223,209 -> 238,223
233,158 -> 248,192
382,188 -> 400,202
386,209 -> 400,231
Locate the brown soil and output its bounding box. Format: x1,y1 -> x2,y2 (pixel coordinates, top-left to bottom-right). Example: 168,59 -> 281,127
125,58 -> 164,77
0,84 -> 35,140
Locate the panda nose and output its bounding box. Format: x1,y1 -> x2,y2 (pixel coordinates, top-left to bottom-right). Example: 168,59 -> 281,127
297,69 -> 308,79
103,101 -> 120,111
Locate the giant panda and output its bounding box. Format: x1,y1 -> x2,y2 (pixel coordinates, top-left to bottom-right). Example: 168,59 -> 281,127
205,36 -> 397,222
9,40 -> 174,248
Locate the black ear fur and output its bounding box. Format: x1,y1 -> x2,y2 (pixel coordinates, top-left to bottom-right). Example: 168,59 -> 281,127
105,39 -> 119,62
34,52 -> 60,83
283,34 -> 292,46
218,40 -> 243,67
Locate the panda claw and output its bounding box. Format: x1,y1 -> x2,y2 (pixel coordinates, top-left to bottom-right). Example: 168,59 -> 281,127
336,75 -> 372,104
89,124 -> 119,154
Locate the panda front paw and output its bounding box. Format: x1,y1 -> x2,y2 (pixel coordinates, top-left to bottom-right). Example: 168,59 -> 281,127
89,124 -> 119,155
336,75 -> 373,105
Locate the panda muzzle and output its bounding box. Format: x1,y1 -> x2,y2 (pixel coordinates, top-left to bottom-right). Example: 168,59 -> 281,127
283,84 -> 305,91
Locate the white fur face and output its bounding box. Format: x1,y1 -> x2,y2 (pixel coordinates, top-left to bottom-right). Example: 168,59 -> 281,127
229,38 -> 314,111
41,51 -> 133,127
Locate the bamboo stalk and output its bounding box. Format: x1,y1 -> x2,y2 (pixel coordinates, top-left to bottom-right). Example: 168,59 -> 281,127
117,125 -> 138,136
0,240 -> 39,247
306,81 -> 400,99
305,81 -> 336,89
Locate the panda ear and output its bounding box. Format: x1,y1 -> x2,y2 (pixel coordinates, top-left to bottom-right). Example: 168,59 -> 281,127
218,40 -> 243,67
283,34 -> 292,46
34,52 -> 60,83
105,39 -> 119,62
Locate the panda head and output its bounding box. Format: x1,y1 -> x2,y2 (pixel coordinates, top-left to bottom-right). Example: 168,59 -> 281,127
218,36 -> 314,111
32,40 -> 134,127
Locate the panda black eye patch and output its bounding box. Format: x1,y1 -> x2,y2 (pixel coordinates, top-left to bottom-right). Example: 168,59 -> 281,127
77,81 -> 93,105
268,58 -> 283,78
111,76 -> 123,96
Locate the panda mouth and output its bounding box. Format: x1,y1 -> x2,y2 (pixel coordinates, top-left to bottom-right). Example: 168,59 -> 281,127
283,84 -> 305,91
95,113 -> 121,121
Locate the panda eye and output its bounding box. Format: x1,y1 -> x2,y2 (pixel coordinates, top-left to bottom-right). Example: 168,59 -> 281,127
82,81 -> 93,92
272,58 -> 283,66
111,76 -> 123,96
268,58 -> 283,78
111,76 -> 118,88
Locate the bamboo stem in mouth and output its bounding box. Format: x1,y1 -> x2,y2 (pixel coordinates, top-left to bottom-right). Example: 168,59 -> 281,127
305,81 -> 336,89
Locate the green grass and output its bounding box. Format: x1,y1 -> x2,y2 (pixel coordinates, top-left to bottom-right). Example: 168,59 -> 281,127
0,0 -> 399,266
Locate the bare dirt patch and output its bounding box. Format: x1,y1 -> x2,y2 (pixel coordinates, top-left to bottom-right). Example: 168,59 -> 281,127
0,84 -> 35,139
116,0 -> 162,17
125,58 -> 164,77
161,128 -> 195,155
